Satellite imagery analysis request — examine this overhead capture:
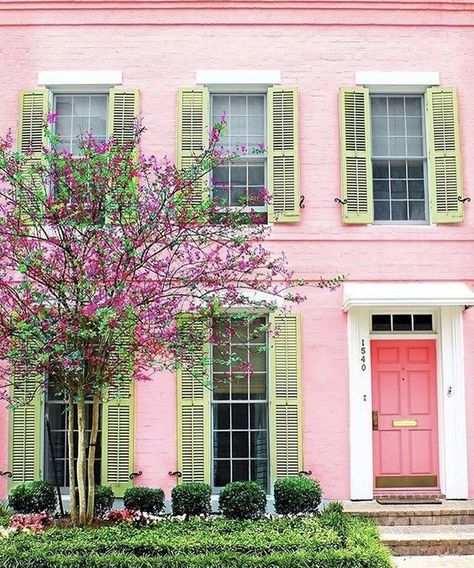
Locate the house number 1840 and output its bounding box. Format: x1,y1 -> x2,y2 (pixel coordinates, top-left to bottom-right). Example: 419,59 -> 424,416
361,339 -> 367,371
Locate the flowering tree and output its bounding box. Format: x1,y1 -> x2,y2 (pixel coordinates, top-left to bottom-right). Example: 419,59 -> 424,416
0,119 -> 339,526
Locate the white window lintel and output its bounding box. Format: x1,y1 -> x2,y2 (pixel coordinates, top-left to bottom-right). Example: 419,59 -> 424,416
38,70 -> 122,88
196,69 -> 280,87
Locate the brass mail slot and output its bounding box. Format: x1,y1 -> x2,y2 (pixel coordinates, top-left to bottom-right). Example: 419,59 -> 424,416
392,419 -> 418,427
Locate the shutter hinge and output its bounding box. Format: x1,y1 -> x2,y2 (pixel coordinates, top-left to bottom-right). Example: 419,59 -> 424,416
458,196 -> 471,203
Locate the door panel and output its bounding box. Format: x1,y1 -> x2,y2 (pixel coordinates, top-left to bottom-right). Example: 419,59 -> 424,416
372,340 -> 438,491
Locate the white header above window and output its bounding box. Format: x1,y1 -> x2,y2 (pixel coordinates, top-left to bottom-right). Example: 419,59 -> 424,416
355,71 -> 440,93
196,69 -> 281,88
343,282 -> 474,311
38,70 -> 122,88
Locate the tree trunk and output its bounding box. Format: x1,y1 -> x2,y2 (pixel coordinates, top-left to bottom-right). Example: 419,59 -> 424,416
86,393 -> 101,524
67,392 -> 78,525
76,394 -> 87,526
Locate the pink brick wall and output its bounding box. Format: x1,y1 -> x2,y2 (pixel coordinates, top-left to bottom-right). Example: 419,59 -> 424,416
0,1 -> 473,500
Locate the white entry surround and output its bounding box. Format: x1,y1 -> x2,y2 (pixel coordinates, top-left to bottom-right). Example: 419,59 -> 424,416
344,282 -> 474,500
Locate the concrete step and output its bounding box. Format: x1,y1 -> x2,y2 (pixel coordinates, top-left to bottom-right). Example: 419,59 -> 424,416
379,524 -> 474,556
343,500 -> 474,526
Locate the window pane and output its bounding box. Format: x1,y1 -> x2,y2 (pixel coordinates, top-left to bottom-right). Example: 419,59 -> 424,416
389,116 -> 405,136
250,404 -> 268,429
251,460 -> 267,489
214,404 -> 230,429
230,96 -> 246,114
391,201 -> 408,220
73,96 -> 90,116
55,117 -> 71,137
374,180 -> 389,199
408,180 -> 425,200
413,314 -> 433,331
407,137 -> 423,156
214,432 -> 230,458
371,97 -> 387,116
372,137 -> 388,156
232,404 -> 249,429
393,314 -> 412,331
90,96 -> 107,116
55,96 -> 72,115
372,116 -> 387,137
248,97 -> 264,115
391,179 -> 407,200
250,431 -> 267,458
388,98 -> 404,116
212,96 -> 229,119
214,461 -> 230,486
372,315 -> 391,331
232,460 -> 249,482
406,117 -> 423,136
409,200 -> 425,220
374,201 -> 390,220
406,97 -> 422,116
250,374 -> 266,400
233,432 -> 249,458
373,161 -> 389,179
213,377 -> 230,400
390,162 -> 406,179
408,161 -> 424,179
389,136 -> 406,157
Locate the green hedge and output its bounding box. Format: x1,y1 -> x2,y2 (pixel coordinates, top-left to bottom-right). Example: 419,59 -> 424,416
0,517 -> 392,567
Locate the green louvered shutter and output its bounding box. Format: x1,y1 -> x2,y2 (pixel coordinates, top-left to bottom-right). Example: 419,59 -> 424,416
101,331 -> 135,497
8,342 -> 42,487
268,87 -> 300,223
108,88 -> 140,143
177,88 -> 210,206
269,313 -> 302,480
339,88 -> 373,224
426,88 -> 463,223
17,90 -> 49,219
177,317 -> 210,483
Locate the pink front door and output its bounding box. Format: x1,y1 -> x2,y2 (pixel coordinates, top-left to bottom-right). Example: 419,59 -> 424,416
371,340 -> 439,492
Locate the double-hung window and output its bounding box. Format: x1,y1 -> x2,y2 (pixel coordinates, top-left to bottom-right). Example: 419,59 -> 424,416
212,317 -> 269,491
339,86 -> 464,224
371,95 -> 427,223
211,94 -> 267,221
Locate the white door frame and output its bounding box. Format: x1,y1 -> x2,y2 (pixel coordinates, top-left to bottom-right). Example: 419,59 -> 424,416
347,305 -> 468,500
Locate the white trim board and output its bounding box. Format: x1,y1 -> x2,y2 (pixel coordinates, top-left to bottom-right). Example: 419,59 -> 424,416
355,71 -> 440,86
38,71 -> 122,87
347,305 -> 468,500
196,70 -> 281,86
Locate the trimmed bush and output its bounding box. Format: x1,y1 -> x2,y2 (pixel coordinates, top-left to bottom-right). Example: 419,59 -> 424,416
8,481 -> 57,514
171,482 -> 211,516
123,487 -> 164,515
94,486 -> 115,518
219,481 -> 266,520
273,475 -> 322,515
0,516 -> 393,567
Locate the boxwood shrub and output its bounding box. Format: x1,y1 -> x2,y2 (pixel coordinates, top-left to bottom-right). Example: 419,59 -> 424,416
171,482 -> 211,516
93,486 -> 115,518
0,516 -> 393,567
123,486 -> 164,515
274,475 -> 322,515
219,481 -> 266,519
0,501 -> 12,526
8,481 -> 57,514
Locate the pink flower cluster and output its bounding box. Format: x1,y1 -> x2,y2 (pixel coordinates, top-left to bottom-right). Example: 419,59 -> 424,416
9,512 -> 51,533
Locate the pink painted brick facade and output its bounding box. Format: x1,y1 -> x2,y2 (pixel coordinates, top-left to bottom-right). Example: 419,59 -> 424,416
0,0 -> 473,501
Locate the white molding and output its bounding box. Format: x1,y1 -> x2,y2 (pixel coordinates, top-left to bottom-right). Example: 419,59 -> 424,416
355,71 -> 440,87
348,307 -> 373,500
439,306 -> 468,499
196,70 -> 281,86
38,70 -> 122,87
343,283 -> 474,311
348,303 -> 468,501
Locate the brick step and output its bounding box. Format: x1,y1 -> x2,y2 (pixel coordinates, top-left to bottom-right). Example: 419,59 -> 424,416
349,508 -> 474,526
379,524 -> 474,556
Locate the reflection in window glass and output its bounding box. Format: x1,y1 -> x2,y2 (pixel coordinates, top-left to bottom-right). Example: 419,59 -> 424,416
371,314 -> 433,332
371,95 -> 427,223
212,317 -> 268,491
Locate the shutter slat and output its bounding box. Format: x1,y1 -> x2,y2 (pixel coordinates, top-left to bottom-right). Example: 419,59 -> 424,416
268,87 -> 300,223
17,90 -> 49,220
101,326 -> 135,497
339,88 -> 373,224
270,313 -> 302,479
177,88 -> 209,205
426,88 -> 463,223
108,88 -> 140,143
177,317 -> 210,484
